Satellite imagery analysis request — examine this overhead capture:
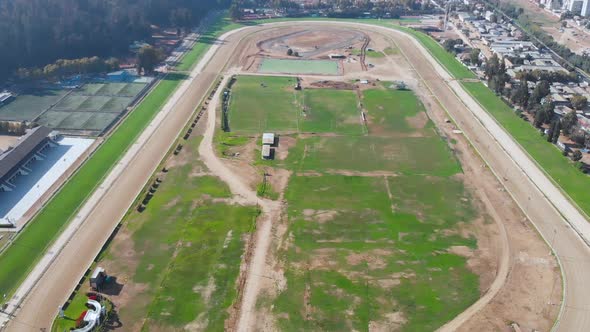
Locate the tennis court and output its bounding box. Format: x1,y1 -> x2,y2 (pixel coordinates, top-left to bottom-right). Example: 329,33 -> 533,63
78,83 -> 104,95
0,89 -> 68,121
95,83 -> 127,96
259,59 -> 340,75
52,95 -> 89,111
118,83 -> 147,97
0,78 -> 149,135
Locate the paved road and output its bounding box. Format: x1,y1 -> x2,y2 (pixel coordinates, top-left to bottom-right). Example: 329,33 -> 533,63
4,21 -> 590,331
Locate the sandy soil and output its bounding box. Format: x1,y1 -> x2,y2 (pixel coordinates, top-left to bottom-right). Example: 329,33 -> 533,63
0,135 -> 18,151
545,24 -> 590,55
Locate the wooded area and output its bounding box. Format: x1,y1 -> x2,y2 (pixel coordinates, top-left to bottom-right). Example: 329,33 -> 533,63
0,0 -> 230,81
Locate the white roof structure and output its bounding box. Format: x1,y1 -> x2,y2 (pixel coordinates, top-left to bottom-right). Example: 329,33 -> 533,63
0,92 -> 13,103
262,133 -> 275,145
261,145 -> 271,159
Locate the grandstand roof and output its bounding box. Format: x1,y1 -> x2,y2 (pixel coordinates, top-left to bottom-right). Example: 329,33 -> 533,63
0,126 -> 52,181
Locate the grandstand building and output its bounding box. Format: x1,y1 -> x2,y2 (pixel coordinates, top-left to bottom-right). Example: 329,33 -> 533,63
0,126 -> 56,194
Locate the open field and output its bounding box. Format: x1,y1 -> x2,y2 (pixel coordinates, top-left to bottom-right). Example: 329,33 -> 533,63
300,88 -> 363,135
259,59 -> 339,75
222,76 -> 484,330
250,18 -> 474,79
53,135 -> 259,331
285,135 -> 461,176
269,86 -> 479,330
272,173 -> 479,331
363,87 -> 431,134
228,75 -> 300,133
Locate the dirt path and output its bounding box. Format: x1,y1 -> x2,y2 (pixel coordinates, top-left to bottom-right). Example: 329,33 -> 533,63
197,72 -> 281,332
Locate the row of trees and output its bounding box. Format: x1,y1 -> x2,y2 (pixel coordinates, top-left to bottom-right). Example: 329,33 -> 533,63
484,54 -> 509,94
15,57 -> 120,81
230,0 -> 434,20
482,53 -> 590,156
0,0 -> 231,81
0,121 -> 28,136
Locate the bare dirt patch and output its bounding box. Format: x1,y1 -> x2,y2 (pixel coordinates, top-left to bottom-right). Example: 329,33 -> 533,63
406,111 -> 429,129
0,135 -> 18,151
309,80 -> 356,90
302,209 -> 338,224
346,250 -> 390,270
276,135 -> 296,160
413,74 -> 561,330
369,311 -> 406,332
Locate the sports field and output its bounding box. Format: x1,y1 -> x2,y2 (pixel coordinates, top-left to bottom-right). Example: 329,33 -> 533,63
223,76 -> 482,330
259,58 -> 340,75
273,84 -> 478,330
38,82 -> 145,133
0,88 -> 68,121
300,89 -> 364,135
227,75 -> 366,135
228,75 -> 300,133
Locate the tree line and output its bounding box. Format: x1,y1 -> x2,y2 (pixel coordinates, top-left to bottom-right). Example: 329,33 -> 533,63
0,0 -> 230,82
230,0 -> 434,20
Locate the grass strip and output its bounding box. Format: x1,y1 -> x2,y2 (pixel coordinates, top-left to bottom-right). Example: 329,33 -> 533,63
462,82 -> 590,216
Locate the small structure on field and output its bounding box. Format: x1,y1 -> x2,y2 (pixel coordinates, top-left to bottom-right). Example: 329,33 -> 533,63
261,132 -> 275,160
89,266 -> 107,290
261,145 -> 272,159
329,53 -> 346,59
262,133 -> 275,145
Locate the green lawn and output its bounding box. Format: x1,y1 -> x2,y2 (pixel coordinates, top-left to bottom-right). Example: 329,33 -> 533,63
463,82 -> 590,217
300,88 -> 363,135
228,75 -> 300,133
285,135 -> 461,176
225,76 -> 481,329
0,10 -> 237,298
363,87 -> 431,133
273,173 -> 478,331
259,59 -> 340,75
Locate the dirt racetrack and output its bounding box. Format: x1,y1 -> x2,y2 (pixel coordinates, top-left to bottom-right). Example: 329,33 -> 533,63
4,21 -> 590,332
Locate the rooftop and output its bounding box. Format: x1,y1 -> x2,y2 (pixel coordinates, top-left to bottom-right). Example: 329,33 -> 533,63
0,126 -> 52,181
